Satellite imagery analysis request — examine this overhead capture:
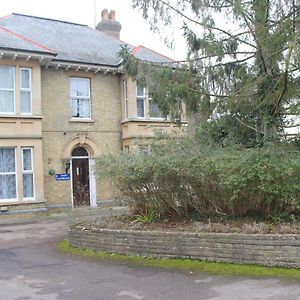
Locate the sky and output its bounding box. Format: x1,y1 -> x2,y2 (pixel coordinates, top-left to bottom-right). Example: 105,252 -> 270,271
1,0 -> 186,61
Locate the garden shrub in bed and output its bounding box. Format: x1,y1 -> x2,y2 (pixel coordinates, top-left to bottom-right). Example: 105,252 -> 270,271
96,138 -> 300,220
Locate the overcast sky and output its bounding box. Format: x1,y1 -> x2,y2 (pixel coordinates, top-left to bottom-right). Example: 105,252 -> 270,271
1,0 -> 186,61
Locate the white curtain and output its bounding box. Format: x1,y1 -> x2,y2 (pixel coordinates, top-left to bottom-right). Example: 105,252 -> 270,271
0,148 -> 16,200
23,174 -> 33,198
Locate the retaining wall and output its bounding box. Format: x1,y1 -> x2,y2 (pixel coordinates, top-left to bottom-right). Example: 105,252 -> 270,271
69,227 -> 300,268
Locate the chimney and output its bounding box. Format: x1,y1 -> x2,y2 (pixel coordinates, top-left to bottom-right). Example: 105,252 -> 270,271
96,9 -> 122,39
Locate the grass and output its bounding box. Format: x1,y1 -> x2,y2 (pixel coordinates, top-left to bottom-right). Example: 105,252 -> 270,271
58,240 -> 300,279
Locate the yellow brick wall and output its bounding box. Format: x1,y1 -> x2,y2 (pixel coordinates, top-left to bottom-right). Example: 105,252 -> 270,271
41,68 -> 122,207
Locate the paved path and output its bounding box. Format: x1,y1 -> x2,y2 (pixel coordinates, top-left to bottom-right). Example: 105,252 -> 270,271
0,220 -> 300,300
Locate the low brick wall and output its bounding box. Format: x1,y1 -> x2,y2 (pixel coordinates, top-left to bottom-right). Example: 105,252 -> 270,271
69,227 -> 300,268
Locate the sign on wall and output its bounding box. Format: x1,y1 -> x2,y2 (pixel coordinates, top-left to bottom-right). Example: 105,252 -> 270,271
55,173 -> 71,181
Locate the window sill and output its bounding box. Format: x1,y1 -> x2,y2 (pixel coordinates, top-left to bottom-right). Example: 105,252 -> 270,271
0,114 -> 42,119
69,118 -> 95,123
0,199 -> 45,206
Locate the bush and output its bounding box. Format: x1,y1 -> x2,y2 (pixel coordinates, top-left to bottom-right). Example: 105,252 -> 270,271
96,139 -> 300,220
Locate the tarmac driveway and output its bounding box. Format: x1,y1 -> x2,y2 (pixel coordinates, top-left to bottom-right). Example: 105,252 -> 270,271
0,220 -> 300,300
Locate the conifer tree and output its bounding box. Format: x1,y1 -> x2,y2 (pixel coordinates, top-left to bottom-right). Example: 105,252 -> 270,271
121,0 -> 300,143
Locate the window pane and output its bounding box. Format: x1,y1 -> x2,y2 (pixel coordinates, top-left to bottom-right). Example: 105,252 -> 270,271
71,98 -> 90,118
0,148 -> 15,172
137,98 -> 144,117
71,98 -> 79,117
23,173 -> 34,198
0,67 -> 14,89
0,174 -> 16,199
0,90 -> 14,113
21,91 -> 31,114
21,69 -> 30,89
80,99 -> 90,118
149,98 -> 164,118
71,79 -> 90,97
72,147 -> 88,157
124,81 -> 128,118
136,82 -> 144,97
23,149 -> 32,171
124,81 -> 128,98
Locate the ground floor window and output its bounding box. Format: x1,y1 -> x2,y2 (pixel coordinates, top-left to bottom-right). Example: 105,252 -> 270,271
0,147 -> 35,201
0,148 -> 16,200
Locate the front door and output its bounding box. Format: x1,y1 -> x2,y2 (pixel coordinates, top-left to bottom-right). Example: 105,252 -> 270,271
72,158 -> 90,206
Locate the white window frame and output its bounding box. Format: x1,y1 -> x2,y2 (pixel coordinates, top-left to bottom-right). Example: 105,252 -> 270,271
124,80 -> 129,119
20,68 -> 32,115
22,147 -> 35,200
0,66 -> 15,115
0,147 -> 17,202
70,77 -> 91,119
136,83 -> 145,118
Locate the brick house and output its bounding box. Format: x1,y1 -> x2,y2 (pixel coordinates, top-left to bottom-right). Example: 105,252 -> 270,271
0,10 -> 184,218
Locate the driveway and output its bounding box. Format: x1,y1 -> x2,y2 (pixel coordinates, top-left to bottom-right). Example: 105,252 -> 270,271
0,220 -> 300,300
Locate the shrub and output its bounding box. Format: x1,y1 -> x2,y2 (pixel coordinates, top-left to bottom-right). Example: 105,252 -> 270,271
96,138 -> 300,220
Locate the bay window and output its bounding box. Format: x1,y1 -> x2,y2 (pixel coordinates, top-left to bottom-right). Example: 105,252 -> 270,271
70,78 -> 91,118
0,147 -> 36,202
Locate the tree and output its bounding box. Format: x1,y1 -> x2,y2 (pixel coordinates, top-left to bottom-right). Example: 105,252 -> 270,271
121,0 -> 300,144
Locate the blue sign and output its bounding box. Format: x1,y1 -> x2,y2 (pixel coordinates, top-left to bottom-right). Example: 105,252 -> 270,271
55,173 -> 70,181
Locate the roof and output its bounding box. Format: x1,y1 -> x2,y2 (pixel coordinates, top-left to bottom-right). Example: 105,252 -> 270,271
133,45 -> 175,63
0,25 -> 55,55
0,13 -> 174,67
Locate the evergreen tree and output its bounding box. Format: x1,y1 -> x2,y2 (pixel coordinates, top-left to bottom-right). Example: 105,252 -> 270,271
121,0 -> 300,144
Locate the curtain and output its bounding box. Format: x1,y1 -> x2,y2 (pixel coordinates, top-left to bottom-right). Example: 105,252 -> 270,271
23,174 -> 33,198
0,148 -> 16,200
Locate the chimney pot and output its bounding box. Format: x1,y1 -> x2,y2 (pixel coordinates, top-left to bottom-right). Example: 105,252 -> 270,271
101,9 -> 109,21
108,10 -> 116,21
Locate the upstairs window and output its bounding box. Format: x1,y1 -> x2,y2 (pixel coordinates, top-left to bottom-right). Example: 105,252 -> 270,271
0,66 -> 15,114
70,78 -> 91,118
20,68 -> 32,114
136,81 -> 145,118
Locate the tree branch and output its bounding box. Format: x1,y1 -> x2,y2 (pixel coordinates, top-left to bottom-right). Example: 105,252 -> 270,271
157,0 -> 257,49
235,116 -> 265,134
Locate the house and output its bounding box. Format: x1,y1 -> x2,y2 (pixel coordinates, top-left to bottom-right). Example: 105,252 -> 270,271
0,9 -> 184,219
